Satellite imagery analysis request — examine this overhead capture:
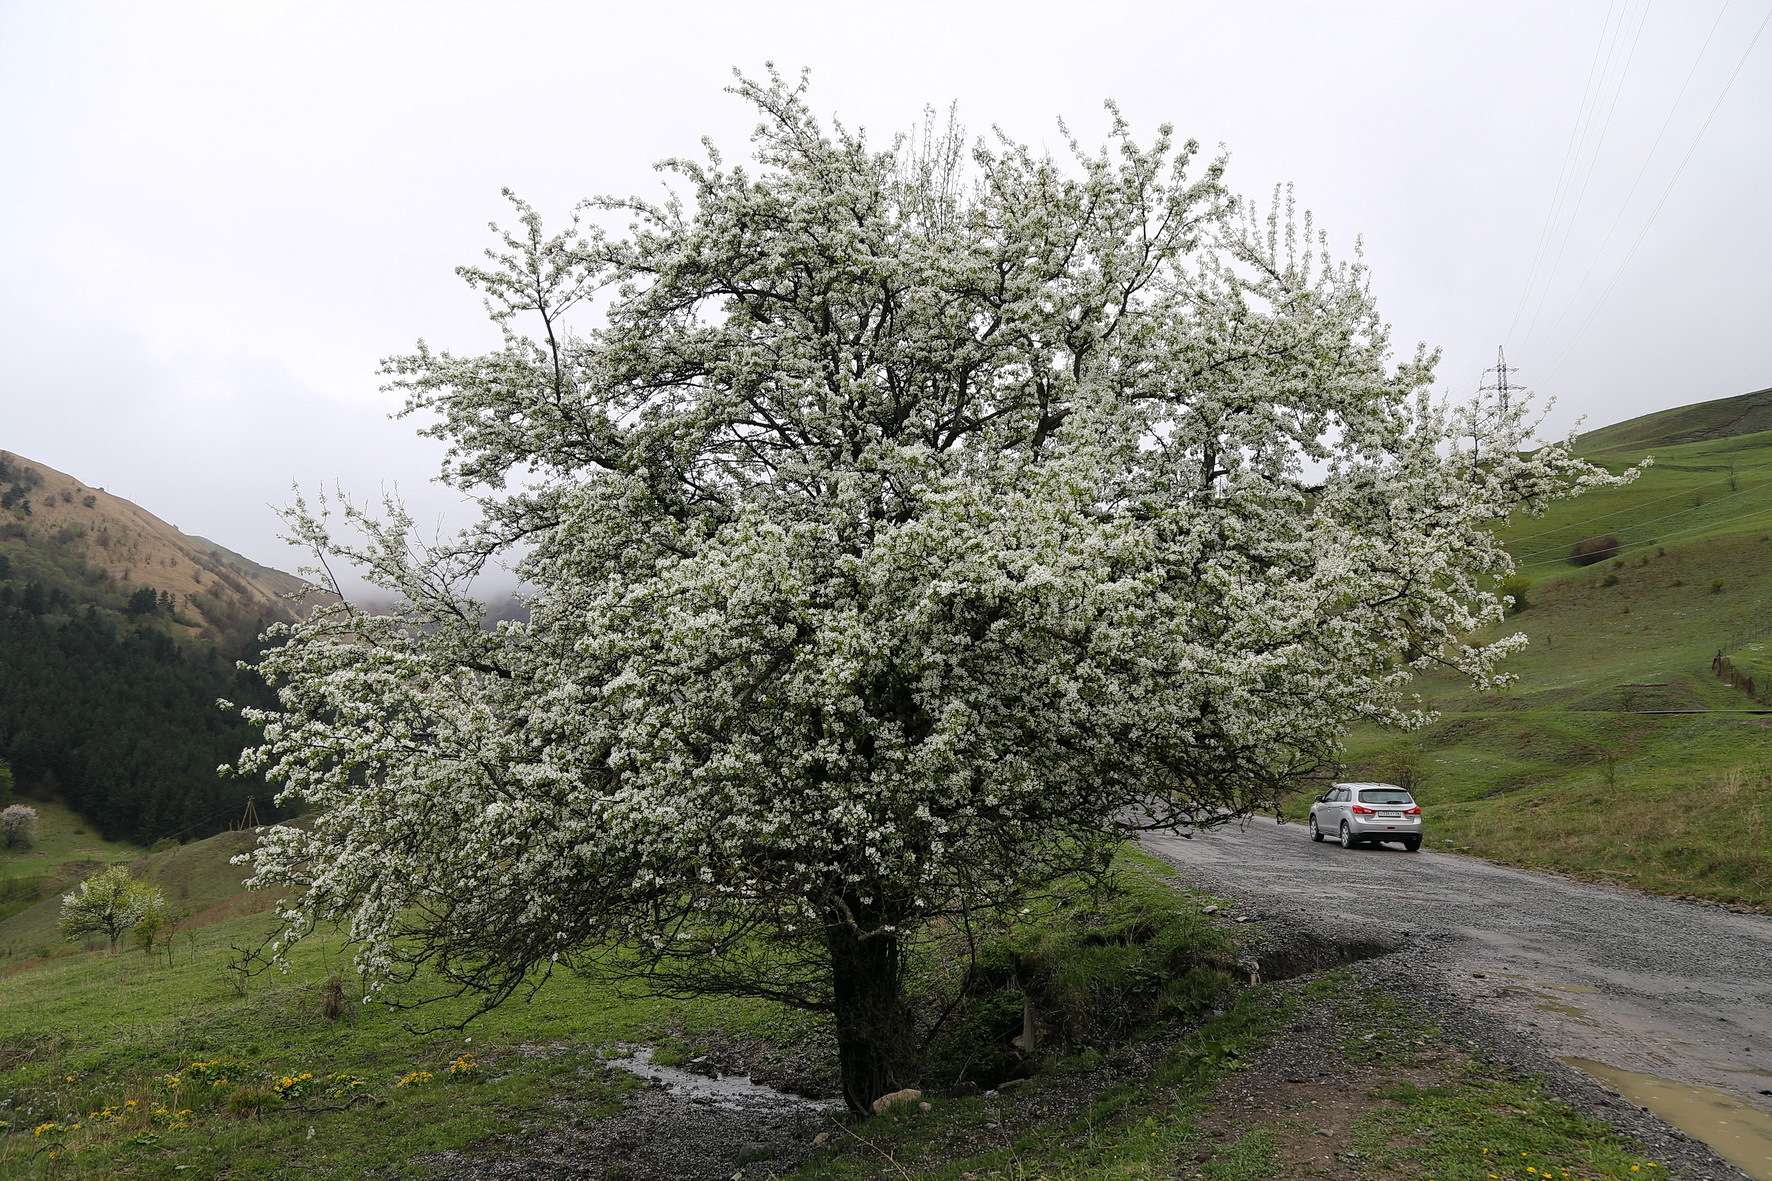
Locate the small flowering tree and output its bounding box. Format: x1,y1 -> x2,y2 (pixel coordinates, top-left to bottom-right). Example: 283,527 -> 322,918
58,865 -> 163,953
1,803 -> 36,849
237,74 -> 1619,1112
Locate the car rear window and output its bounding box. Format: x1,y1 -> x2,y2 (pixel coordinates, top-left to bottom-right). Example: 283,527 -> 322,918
1358,789 -> 1414,805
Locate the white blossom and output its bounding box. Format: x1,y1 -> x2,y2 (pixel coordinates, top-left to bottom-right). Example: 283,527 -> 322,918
235,73 -> 1623,1110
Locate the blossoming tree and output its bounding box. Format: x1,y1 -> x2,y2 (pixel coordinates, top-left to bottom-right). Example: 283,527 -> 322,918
238,74 -> 1616,1112
59,865 -> 163,954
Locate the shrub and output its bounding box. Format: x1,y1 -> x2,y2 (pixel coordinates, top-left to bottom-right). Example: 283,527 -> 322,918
1602,573 -> 1619,587
1711,579 -> 1725,594
922,866 -> 1238,1090
133,893 -> 169,955
1569,535 -> 1622,566
0,802 -> 35,848
1497,575 -> 1532,614
1378,744 -> 1432,793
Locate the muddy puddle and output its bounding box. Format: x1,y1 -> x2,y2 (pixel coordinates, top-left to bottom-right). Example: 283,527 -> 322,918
606,1045 -> 842,1113
1566,1057 -> 1772,1181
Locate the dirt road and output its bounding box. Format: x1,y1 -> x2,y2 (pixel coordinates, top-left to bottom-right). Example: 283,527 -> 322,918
1146,819 -> 1772,1175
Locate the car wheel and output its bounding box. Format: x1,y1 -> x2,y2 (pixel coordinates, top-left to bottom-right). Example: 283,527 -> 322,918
1309,816 -> 1325,843
1402,837 -> 1421,852
1339,822 -> 1358,849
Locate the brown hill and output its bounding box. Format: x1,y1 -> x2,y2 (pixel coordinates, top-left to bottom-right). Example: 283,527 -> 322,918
0,449 -> 317,644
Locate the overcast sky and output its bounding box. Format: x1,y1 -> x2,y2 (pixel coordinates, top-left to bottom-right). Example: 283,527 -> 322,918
2,1 -> 1768,589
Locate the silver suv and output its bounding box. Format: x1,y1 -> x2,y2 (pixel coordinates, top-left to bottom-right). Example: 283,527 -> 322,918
1309,782 -> 1422,851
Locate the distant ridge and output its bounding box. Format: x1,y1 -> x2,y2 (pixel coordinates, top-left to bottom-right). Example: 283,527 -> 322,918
0,448 -> 315,645
1576,386 -> 1772,454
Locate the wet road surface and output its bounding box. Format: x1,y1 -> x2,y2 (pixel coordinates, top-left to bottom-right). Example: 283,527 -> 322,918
1145,820 -> 1772,1132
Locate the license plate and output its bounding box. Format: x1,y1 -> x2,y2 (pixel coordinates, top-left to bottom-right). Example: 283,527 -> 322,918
1379,811 -> 1402,818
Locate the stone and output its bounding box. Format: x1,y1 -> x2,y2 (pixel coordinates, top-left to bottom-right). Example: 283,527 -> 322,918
918,1101 -> 932,1113
871,1087 -> 923,1114
995,1078 -> 1029,1092
812,1131 -> 831,1145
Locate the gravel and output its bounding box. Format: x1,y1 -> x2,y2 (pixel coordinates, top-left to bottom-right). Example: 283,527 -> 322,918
1148,819 -> 1770,1181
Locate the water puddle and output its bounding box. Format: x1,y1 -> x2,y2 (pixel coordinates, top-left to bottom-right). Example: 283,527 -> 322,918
1539,982 -> 1599,994
605,1045 -> 842,1113
1565,1057 -> 1772,1181
1533,1001 -> 1591,1019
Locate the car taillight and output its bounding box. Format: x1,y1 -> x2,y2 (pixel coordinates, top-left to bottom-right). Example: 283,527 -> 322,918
1405,806 -> 1421,815
1350,804 -> 1375,815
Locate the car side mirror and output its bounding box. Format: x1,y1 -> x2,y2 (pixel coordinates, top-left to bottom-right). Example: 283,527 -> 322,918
1315,794 -> 1328,803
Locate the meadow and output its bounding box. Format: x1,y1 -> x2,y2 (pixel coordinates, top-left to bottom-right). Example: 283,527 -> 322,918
1329,420 -> 1772,908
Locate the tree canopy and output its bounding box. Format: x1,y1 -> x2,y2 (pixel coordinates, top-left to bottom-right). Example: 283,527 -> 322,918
59,865 -> 163,954
239,74 -> 1616,1111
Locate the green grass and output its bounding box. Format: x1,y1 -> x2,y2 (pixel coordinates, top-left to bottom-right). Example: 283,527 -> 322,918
782,975 -> 1672,1181
920,850 -> 1243,1091
0,887 -> 824,1179
0,895 -> 823,1178
0,801 -> 140,929
0,810 -> 826,1178
785,975 -> 1314,1181
1320,425 -> 1772,907
1343,991 -> 1674,1181
0,820 -> 1248,1178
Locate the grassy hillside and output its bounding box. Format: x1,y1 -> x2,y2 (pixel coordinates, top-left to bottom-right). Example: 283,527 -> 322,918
0,808 -> 1263,1178
1576,386 -> 1772,454
0,802 -> 140,931
1326,415 -> 1772,907
0,809 -> 817,1176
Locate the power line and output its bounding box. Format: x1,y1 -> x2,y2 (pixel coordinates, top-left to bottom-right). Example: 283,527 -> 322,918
1517,0 -> 1656,357
1538,3 -> 1772,385
1507,453 -> 1772,544
1521,3 -> 1733,364
1505,0 -> 1630,348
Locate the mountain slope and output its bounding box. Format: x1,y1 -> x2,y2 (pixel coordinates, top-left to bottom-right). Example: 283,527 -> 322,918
0,449 -> 310,645
1574,385 -> 1772,454
0,449 -> 308,842
1332,395 -> 1772,907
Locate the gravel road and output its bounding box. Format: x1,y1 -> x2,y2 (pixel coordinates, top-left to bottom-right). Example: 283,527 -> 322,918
1146,819 -> 1772,1177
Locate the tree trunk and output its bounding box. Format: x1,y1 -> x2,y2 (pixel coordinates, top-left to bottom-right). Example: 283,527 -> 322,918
827,909 -> 911,1115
